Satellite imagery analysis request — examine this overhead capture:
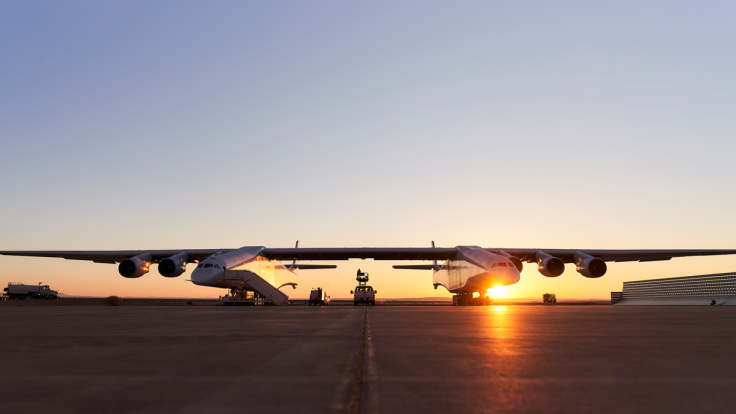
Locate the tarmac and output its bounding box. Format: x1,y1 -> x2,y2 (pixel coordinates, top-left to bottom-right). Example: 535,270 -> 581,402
1,305 -> 735,413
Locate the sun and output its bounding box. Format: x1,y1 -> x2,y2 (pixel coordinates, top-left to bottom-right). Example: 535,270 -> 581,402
490,286 -> 505,297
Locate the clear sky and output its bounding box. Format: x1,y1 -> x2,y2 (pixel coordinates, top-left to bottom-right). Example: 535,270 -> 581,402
1,1 -> 735,299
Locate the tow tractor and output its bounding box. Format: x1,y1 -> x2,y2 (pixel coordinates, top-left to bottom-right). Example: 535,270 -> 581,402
351,269 -> 377,306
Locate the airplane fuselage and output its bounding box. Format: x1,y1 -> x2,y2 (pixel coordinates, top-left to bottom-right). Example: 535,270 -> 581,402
433,246 -> 521,293
191,246 -> 297,291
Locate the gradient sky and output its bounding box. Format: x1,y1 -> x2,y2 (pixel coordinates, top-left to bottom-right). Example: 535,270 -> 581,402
1,1 -> 735,299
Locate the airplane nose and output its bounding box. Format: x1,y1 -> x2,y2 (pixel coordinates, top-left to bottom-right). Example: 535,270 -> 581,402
191,269 -> 205,285
191,268 -> 222,286
509,267 -> 521,284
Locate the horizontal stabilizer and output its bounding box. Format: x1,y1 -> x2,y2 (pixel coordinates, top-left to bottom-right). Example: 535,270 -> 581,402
393,264 -> 438,270
293,264 -> 337,270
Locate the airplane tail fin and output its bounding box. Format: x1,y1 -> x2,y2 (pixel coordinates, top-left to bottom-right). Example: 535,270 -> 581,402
290,241 -> 299,269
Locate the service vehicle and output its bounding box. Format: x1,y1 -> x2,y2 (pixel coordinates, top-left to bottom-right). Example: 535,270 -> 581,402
4,283 -> 58,300
308,287 -> 330,306
351,269 -> 377,306
543,293 -> 557,304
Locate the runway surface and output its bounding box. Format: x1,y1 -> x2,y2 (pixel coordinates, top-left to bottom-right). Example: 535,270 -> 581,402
1,306 -> 735,413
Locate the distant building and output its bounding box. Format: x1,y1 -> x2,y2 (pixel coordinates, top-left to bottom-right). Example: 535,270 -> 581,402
613,271 -> 736,305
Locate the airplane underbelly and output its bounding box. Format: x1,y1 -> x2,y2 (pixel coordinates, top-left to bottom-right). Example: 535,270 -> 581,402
435,258 -> 521,293
448,272 -> 490,293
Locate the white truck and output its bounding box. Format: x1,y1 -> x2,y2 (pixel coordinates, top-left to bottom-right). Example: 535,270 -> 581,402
3,283 -> 58,300
308,288 -> 330,306
351,269 -> 377,306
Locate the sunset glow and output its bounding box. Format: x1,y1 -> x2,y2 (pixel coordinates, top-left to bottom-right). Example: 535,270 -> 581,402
490,286 -> 506,298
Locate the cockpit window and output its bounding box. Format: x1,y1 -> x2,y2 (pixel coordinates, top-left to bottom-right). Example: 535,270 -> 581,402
197,263 -> 203,268
214,264 -> 220,269
491,263 -> 497,268
204,264 -> 213,268
498,263 -> 507,267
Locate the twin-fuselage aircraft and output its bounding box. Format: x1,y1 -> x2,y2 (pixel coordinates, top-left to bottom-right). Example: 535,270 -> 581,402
2,243 -> 736,303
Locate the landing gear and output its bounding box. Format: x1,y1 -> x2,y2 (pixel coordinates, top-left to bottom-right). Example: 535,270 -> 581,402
221,286 -> 268,306
452,293 -> 472,306
479,290 -> 492,306
452,291 -> 493,306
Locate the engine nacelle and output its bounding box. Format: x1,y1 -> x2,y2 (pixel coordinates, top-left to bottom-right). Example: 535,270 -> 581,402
536,250 -> 565,277
118,252 -> 152,278
158,252 -> 188,278
574,251 -> 607,278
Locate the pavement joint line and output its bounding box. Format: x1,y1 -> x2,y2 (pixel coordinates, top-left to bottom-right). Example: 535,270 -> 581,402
329,308 -> 362,412
364,313 -> 379,414
348,308 -> 367,414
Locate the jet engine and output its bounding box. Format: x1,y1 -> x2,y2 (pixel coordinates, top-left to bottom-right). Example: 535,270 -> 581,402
536,250 -> 565,277
158,252 -> 188,278
118,252 -> 152,278
574,251 -> 607,278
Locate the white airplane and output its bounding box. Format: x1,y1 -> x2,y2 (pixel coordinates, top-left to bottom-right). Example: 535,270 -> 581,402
2,243 -> 735,304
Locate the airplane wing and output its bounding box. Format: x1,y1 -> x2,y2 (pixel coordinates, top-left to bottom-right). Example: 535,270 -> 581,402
0,249 -> 234,264
1,247 -> 735,264
263,247 -> 736,263
0,247 -> 457,263
260,247 -> 458,261
484,248 -> 736,263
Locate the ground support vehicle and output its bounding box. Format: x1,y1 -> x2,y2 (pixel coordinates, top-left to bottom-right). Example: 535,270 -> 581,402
308,288 -> 330,306
353,286 -> 376,306
351,269 -> 377,306
543,293 -> 557,304
3,283 -> 58,300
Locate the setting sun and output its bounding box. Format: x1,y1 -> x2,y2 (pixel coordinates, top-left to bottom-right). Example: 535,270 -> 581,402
490,286 -> 506,297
